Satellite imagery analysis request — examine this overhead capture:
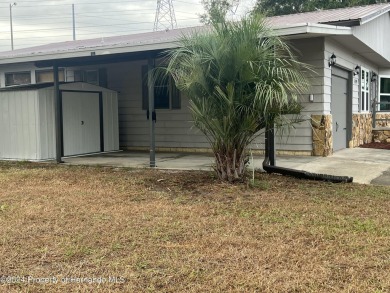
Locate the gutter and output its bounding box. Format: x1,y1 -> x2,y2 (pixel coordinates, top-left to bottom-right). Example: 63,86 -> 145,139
0,23 -> 352,66
0,40 -> 178,66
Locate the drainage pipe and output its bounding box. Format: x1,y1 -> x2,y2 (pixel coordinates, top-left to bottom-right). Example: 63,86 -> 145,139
262,159 -> 353,183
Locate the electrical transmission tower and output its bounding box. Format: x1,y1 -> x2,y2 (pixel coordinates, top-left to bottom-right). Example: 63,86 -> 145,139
153,0 -> 177,31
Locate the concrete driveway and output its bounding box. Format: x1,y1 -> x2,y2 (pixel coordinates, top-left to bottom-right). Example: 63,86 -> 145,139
276,148 -> 390,185
63,148 -> 390,186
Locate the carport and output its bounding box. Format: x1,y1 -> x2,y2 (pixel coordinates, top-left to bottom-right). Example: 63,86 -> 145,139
0,28 -> 193,166
39,51 -> 162,165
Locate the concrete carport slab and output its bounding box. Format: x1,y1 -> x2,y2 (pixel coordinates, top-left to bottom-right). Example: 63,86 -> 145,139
62,148 -> 390,186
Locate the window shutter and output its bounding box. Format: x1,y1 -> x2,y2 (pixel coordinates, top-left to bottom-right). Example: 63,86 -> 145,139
171,79 -> 181,109
142,65 -> 149,110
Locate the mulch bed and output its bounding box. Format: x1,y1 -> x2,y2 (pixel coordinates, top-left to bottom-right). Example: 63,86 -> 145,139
359,142 -> 390,150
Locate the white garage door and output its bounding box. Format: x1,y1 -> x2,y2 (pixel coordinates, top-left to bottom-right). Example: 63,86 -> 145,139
62,91 -> 101,156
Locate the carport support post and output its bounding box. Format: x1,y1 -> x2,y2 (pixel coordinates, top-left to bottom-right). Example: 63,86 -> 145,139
148,57 -> 156,167
53,62 -> 63,163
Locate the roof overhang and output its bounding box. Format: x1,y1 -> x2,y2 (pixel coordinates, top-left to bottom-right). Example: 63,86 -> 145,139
331,34 -> 390,67
0,22 -> 388,68
0,40 -> 178,67
272,23 -> 390,67
272,23 -> 352,38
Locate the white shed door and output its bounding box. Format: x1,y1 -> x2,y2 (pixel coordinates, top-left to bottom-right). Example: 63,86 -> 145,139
62,91 -> 101,156
331,72 -> 348,151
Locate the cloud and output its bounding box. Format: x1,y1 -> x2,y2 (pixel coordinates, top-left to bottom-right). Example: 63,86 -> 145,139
0,0 -> 254,52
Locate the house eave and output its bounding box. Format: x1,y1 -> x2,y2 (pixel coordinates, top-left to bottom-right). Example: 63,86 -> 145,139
0,40 -> 179,66
273,23 -> 352,38
0,21 -> 388,68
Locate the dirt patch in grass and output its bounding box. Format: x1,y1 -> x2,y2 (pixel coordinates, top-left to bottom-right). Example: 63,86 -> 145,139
0,162 -> 390,292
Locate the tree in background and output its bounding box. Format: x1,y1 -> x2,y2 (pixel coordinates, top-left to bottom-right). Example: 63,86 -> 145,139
160,10 -> 310,182
253,0 -> 389,16
199,0 -> 232,24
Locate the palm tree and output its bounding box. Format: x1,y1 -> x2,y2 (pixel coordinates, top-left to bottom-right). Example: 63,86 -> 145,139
163,13 -> 309,182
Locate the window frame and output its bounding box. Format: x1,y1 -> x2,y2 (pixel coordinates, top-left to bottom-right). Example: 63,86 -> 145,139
74,69 -> 99,85
35,68 -> 65,83
360,67 -> 370,113
378,75 -> 390,112
141,65 -> 181,110
5,71 -> 32,86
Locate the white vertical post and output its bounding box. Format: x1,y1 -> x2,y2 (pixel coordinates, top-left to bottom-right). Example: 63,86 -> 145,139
9,3 -> 17,51
72,4 -> 76,41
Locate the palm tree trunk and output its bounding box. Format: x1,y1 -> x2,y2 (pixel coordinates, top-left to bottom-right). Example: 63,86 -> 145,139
215,149 -> 246,182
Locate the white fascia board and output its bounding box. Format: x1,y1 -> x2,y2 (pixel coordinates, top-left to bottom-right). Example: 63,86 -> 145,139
0,23 -> 352,66
273,23 -> 352,37
360,6 -> 390,25
0,40 -> 179,65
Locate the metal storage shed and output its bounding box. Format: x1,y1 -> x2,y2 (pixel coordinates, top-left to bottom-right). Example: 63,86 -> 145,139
0,82 -> 119,161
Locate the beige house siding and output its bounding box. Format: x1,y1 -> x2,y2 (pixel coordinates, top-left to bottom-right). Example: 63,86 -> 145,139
104,47 -> 322,154
105,60 -> 209,149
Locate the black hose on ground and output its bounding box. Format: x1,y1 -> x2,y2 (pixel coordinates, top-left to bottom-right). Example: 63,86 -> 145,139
262,127 -> 353,183
262,159 -> 353,183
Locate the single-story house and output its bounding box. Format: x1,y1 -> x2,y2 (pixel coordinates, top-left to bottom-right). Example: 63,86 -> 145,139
0,3 -> 389,164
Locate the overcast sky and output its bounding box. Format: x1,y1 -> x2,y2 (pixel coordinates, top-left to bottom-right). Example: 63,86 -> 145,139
0,0 -> 255,52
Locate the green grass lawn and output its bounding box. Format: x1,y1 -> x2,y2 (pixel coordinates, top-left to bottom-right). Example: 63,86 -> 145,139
0,162 -> 390,292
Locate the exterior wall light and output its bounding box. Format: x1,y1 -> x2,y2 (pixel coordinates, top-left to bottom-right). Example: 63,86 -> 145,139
328,53 -> 336,67
371,72 -> 377,82
353,65 -> 360,76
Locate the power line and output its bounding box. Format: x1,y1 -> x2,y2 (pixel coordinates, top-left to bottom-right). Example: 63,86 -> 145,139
0,0 -> 157,8
0,1 -> 204,51
154,0 -> 177,31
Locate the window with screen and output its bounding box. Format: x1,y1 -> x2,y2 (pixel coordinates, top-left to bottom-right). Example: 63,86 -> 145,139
360,67 -> 370,112
141,65 -> 181,110
74,69 -> 99,85
379,76 -> 390,111
5,71 -> 31,86
35,69 -> 65,83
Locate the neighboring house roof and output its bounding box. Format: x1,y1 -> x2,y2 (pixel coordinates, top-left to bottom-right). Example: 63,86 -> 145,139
0,3 -> 388,65
267,3 -> 390,27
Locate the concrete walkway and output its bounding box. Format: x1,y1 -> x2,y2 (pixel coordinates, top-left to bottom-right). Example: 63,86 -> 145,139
63,148 -> 390,186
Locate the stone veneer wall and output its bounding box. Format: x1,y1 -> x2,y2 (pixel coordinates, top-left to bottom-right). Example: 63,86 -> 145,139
375,113 -> 390,128
373,129 -> 390,143
350,114 -> 372,147
373,113 -> 390,143
311,114 -> 332,156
